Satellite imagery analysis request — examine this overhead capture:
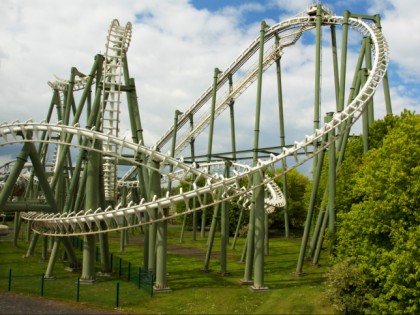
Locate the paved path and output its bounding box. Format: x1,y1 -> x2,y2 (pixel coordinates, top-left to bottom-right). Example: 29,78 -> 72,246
0,292 -> 122,314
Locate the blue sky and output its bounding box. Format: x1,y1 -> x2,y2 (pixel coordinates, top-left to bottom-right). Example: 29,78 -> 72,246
0,0 -> 418,170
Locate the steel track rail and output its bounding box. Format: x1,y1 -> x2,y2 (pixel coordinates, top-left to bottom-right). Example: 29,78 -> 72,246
101,20 -> 132,201
0,12 -> 388,236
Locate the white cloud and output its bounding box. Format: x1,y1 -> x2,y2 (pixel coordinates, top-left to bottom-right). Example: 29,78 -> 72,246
369,0 -> 420,82
0,0 -> 418,173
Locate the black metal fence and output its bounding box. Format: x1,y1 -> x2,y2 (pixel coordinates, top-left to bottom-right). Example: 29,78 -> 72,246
71,236 -> 154,296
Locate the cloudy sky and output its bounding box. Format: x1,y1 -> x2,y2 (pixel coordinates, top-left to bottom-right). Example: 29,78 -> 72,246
0,0 -> 419,169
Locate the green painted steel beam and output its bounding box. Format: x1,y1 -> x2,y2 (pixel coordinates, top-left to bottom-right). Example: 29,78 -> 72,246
275,34 -> 289,238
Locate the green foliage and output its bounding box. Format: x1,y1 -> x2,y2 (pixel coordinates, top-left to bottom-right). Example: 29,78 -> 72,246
324,259 -> 367,312
269,168 -> 310,230
335,136 -> 363,213
329,111 -> 420,313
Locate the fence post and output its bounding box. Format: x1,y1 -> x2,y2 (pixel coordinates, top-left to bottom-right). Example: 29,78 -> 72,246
115,282 -> 120,308
41,273 -> 45,296
118,257 -> 122,278
110,253 -> 113,271
76,278 -> 80,302
8,269 -> 11,291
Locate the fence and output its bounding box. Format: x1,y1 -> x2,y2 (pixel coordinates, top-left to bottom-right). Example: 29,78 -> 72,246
71,236 -> 154,296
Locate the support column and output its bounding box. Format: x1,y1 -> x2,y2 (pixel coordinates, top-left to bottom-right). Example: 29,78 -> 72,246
202,199 -> 221,271
296,113 -> 330,274
361,69 -> 369,153
242,21 -> 268,290
364,38 -> 374,125
338,10 -> 350,113
252,170 -> 268,290
374,15 -> 392,115
188,114 -> 198,241
152,159 -> 170,292
220,161 -> 230,275
327,113 -> 336,254
202,67 -> 221,238
313,4 -> 323,173
80,143 -> 101,283
275,34 -> 289,238
148,159 -> 160,275
330,25 -> 340,107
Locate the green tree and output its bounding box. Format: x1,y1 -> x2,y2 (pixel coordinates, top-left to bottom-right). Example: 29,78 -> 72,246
327,111 -> 420,313
269,168 -> 310,231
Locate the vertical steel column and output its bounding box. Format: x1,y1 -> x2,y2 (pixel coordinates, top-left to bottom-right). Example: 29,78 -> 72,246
63,68 -> 76,126
231,208 -> 244,250
153,160 -> 170,291
374,15 -> 392,115
12,212 -> 20,248
275,34 -> 289,238
203,195 -> 221,271
202,68 -> 221,237
220,161 -> 230,275
312,206 -> 329,265
245,21 -> 268,290
252,170 -> 266,290
296,119 -> 328,274
313,5 -> 323,173
123,52 -> 149,189
122,75 -> 150,269
80,142 -> 101,282
361,69 -> 369,153
337,40 -> 366,164
188,114 -> 198,241
228,74 -> 237,161
45,238 -> 61,279
364,38 -> 374,125
120,186 -> 128,253
382,72 -> 393,116
330,25 -> 340,107
327,113 -> 336,254
308,188 -> 327,258
166,110 -> 185,242
338,11 -> 350,112
148,205 -> 157,274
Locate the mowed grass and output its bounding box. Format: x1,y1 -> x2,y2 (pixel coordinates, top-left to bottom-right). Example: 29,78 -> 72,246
0,223 -> 337,314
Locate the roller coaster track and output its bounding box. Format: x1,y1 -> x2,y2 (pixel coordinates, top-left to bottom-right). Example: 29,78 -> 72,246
100,20 -> 132,202
0,9 -> 388,236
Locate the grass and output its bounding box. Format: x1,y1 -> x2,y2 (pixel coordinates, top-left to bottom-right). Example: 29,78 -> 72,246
0,222 -> 337,314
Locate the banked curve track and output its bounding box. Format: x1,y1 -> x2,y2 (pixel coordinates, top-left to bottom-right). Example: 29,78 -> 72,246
1,11 -> 389,236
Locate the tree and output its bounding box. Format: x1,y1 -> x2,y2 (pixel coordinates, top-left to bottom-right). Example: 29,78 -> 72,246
326,111 -> 420,313
269,168 -> 310,231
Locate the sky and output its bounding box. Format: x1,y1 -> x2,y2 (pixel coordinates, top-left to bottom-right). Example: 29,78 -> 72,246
0,0 -> 419,171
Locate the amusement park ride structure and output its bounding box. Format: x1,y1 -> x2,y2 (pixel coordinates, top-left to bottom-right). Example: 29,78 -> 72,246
0,4 -> 391,291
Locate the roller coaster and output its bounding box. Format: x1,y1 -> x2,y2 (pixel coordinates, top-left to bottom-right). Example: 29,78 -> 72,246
0,4 -> 391,291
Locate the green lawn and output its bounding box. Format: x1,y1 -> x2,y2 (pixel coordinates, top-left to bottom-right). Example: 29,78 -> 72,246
0,223 -> 337,314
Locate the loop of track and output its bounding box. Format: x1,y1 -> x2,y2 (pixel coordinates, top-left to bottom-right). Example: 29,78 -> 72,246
0,11 -> 389,236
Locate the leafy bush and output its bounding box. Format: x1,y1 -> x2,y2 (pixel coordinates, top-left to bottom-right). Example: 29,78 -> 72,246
329,111 -> 420,313
324,259 -> 368,312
